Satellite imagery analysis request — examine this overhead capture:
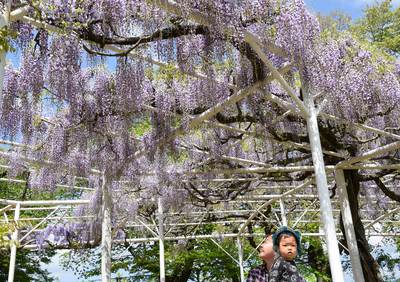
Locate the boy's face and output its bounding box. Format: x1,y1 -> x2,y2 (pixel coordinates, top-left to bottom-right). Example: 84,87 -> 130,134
278,235 -> 297,260
258,235 -> 275,261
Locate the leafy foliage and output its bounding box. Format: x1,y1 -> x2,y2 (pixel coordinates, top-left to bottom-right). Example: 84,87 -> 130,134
0,249 -> 56,282
352,0 -> 400,55
0,169 -> 57,280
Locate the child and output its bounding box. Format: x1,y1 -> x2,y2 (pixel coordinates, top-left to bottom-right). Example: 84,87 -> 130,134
246,229 -> 305,282
272,225 -> 302,262
270,226 -> 305,282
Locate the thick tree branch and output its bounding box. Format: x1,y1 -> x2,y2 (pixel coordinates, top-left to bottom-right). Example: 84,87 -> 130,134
373,177 -> 400,202
78,24 -> 209,47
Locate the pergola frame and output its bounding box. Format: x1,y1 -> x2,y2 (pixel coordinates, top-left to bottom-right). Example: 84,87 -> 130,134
1,178 -> 399,282
0,1 -> 399,282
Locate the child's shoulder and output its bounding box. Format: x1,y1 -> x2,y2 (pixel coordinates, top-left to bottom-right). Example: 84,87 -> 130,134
271,256 -> 305,282
275,254 -> 295,266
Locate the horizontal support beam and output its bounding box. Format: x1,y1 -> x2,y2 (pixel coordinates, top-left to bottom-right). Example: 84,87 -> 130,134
320,113 -> 400,141
0,177 -> 94,191
18,232 -> 400,250
181,162 -> 400,176
0,199 -> 90,206
0,215 -> 93,223
336,141 -> 400,168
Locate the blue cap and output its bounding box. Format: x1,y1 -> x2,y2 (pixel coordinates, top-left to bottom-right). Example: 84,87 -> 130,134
272,226 -> 302,255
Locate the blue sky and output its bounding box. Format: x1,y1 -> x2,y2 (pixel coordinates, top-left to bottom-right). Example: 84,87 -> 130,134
305,0 -> 400,19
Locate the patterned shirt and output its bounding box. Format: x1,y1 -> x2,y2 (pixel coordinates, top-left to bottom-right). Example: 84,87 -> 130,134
246,256 -> 306,282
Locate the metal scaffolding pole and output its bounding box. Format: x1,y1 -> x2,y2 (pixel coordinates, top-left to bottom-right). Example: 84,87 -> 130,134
303,89 -> 345,282
279,199 -> 288,226
237,236 -> 245,282
0,0 -> 12,96
158,198 -> 166,282
101,173 -> 112,282
335,169 -> 365,282
8,203 -> 20,282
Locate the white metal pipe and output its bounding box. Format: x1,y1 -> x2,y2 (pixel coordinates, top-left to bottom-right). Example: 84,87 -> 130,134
303,89 -> 344,282
0,0 -> 12,99
0,151 -> 101,175
131,67 -> 290,161
245,237 -> 267,263
180,163 -> 400,176
185,165 -> 318,175
282,140 -> 346,159
20,231 -> 400,250
189,146 -> 271,167
202,120 -> 257,136
274,211 -> 282,226
279,198 -> 288,226
243,32 -> 308,117
122,217 -> 400,229
237,236 -> 245,282
0,204 -> 13,213
0,49 -> 7,96
3,211 -> 9,223
126,219 -> 271,228
238,194 -> 320,200
238,179 -> 313,235
185,178 -> 294,182
292,200 -> 318,228
0,199 -> 90,206
0,139 -> 29,147
335,169 -> 365,282
0,12 -> 5,28
0,177 -> 94,191
101,173 -> 112,282
8,202 -> 20,282
2,215 -> 93,223
136,218 -> 158,237
8,206 -> 77,211
210,238 -> 238,264
365,207 -> 400,229
320,112 -> 400,141
336,141 -> 400,168
19,207 -> 60,243
166,209 -> 257,215
158,198 -> 166,282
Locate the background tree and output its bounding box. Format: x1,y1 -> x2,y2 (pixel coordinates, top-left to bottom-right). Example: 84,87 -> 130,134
352,0 -> 400,55
0,162 -> 56,281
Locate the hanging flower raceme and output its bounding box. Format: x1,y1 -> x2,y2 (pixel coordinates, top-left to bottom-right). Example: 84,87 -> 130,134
0,67 -> 20,139
115,58 -> 146,114
19,48 -> 45,100
275,0 -> 320,64
304,35 -> 400,125
10,22 -> 34,49
48,35 -> 81,103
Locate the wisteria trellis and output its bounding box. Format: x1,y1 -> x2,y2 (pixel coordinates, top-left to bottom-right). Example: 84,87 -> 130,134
0,0 -> 400,281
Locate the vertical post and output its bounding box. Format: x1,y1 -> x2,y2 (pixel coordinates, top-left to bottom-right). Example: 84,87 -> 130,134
303,89 -> 345,282
279,198 -> 287,226
158,197 -> 165,282
237,236 -> 245,282
8,203 -> 20,282
0,47 -> 6,95
0,0 -> 12,96
335,169 -> 365,282
101,173 -> 112,282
